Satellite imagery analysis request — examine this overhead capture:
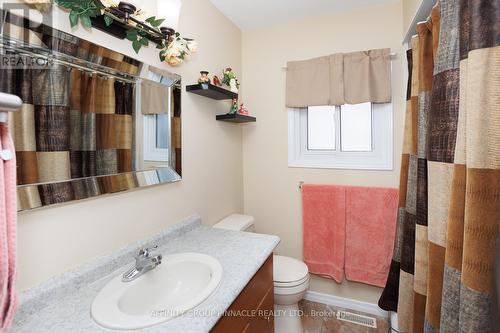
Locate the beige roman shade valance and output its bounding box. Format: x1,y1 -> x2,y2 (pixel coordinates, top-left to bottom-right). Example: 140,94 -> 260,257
286,48 -> 391,107
141,80 -> 170,114
285,56 -> 331,107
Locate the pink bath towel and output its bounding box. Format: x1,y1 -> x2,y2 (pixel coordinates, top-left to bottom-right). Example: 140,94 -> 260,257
0,123 -> 17,332
302,184 -> 345,283
345,186 -> 398,287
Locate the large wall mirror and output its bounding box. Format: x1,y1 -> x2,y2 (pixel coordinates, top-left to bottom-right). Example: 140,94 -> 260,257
0,11 -> 182,211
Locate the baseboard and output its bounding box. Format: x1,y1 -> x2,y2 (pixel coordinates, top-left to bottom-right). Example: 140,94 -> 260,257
303,291 -> 389,318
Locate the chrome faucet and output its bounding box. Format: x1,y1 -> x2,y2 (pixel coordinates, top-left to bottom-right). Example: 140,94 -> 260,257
122,245 -> 162,282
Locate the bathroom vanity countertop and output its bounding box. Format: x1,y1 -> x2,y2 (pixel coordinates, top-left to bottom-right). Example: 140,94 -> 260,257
11,215 -> 280,333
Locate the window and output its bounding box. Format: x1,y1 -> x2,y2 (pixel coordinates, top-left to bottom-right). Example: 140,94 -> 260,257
307,106 -> 336,150
340,103 -> 372,151
288,102 -> 393,170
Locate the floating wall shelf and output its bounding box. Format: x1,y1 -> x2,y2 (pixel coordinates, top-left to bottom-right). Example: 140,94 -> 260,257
187,83 -> 256,124
216,114 -> 256,123
186,83 -> 238,100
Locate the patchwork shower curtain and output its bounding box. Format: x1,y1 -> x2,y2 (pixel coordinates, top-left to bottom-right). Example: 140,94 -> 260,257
379,0 -> 500,332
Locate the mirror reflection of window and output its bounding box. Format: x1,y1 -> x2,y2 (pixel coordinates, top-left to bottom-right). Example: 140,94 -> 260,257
155,114 -> 169,149
142,70 -> 172,163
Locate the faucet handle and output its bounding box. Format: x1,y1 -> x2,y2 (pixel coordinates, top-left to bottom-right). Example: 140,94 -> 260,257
137,245 -> 159,258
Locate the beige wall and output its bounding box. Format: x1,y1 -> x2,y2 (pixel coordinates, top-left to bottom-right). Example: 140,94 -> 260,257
403,0 -> 423,36
241,2 -> 405,303
14,0 -> 243,291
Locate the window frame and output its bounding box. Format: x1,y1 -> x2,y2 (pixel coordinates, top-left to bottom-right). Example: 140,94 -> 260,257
288,102 -> 393,170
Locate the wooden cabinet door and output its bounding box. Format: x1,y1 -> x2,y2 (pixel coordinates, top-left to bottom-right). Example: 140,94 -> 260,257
211,255 -> 274,333
243,286 -> 274,333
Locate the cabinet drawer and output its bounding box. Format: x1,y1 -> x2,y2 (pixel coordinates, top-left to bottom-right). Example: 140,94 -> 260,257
211,255 -> 273,333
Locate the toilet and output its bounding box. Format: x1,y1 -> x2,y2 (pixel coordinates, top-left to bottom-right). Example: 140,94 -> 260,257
213,214 -> 309,333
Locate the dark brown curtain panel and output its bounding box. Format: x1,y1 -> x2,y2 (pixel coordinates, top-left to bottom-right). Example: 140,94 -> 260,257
379,1 -> 499,332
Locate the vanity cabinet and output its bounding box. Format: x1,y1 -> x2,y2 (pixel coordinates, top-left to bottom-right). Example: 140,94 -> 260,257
211,255 -> 274,333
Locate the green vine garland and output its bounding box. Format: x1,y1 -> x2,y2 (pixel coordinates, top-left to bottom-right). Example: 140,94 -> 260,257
52,0 -> 195,64
55,0 -> 104,29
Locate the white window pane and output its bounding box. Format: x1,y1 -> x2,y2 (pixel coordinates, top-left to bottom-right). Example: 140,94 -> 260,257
340,102 -> 372,151
307,106 -> 335,150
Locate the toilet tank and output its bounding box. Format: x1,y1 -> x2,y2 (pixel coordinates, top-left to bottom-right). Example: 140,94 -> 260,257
213,214 -> 255,232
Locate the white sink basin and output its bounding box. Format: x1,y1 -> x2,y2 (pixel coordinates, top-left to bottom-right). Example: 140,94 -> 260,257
91,252 -> 223,330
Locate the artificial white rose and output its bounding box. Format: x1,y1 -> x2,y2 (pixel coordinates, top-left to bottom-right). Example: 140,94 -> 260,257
21,0 -> 51,11
166,55 -> 183,66
167,45 -> 181,57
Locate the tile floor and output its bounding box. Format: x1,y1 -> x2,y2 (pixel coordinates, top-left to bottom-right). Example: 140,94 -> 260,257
298,300 -> 390,333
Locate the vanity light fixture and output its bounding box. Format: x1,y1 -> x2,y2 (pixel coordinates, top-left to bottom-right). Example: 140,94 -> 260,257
99,1 -> 178,45
54,0 -> 194,61
117,1 -> 136,18
93,1 -> 180,45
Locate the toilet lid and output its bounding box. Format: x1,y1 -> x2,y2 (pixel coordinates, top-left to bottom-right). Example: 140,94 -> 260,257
273,255 -> 309,283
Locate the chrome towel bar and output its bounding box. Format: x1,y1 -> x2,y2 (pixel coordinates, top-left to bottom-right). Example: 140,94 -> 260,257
0,92 -> 22,123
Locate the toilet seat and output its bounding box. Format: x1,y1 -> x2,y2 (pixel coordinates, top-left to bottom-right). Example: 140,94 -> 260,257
274,278 -> 310,296
273,255 -> 309,288
274,275 -> 309,288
